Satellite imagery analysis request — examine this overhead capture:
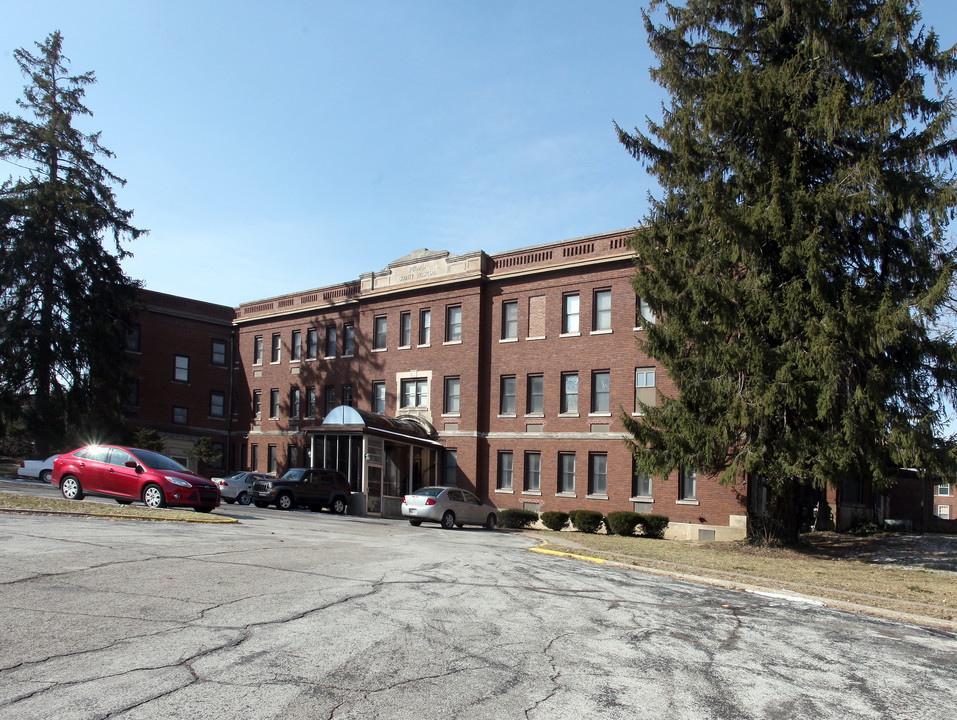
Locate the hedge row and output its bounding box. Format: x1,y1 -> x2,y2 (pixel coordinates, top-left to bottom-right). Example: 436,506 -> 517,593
498,508 -> 669,538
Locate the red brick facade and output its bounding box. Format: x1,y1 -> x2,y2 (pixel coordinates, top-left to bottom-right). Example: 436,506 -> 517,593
131,231 -> 751,538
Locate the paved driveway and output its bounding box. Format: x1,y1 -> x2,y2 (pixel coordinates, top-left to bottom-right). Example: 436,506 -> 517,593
0,505 -> 953,719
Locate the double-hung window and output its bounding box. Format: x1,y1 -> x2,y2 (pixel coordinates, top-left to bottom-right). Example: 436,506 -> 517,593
269,389 -> 280,419
373,316 -> 387,350
526,374 -> 544,415
593,289 -> 611,331
253,336 -> 263,365
174,355 -> 189,382
558,453 -> 576,494
562,294 -> 580,334
589,453 -> 608,495
306,328 -> 318,360
560,373 -> 578,414
306,387 -> 317,418
502,301 -> 518,340
446,305 -> 462,342
591,371 -> 610,413
399,312 -> 411,347
679,468 -> 697,501
524,452 -> 541,492
401,378 -> 428,408
211,339 -> 226,366
326,325 -> 337,357
497,451 -> 513,490
210,391 -> 225,418
444,377 -> 461,414
252,390 -> 262,419
270,334 -> 281,363
635,368 -> 656,413
372,381 -> 386,414
419,309 -> 431,345
500,376 -> 516,415
290,331 -> 301,361
290,388 -> 301,418
343,324 -> 355,356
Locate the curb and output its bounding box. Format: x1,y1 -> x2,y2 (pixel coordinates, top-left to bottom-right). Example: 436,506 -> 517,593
0,506 -> 238,524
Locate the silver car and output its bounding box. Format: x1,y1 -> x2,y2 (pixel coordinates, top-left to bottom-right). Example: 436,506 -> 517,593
401,486 -> 498,529
212,472 -> 274,505
17,455 -> 60,483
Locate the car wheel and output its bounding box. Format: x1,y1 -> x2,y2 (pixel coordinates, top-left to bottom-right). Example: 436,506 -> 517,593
143,484 -> 167,509
441,511 -> 456,530
116,499 -> 133,505
40,469 -> 53,483
194,507 -> 214,513
237,492 -> 251,505
60,475 -> 83,501
331,497 -> 347,514
409,520 -> 422,526
485,513 -> 497,530
276,493 -> 295,511
254,501 -> 270,508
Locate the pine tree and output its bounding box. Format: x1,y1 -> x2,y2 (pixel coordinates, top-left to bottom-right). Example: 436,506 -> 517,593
617,0 -> 957,543
0,31 -> 144,455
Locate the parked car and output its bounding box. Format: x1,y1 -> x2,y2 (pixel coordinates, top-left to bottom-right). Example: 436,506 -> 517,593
401,486 -> 498,529
212,471 -> 274,505
17,455 -> 60,483
52,445 -> 220,512
250,467 -> 351,512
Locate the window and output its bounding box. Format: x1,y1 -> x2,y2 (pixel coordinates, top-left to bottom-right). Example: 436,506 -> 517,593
373,316 -> 388,350
126,378 -> 139,406
935,484 -> 952,496
591,371 -> 610,413
444,377 -> 461,414
502,301 -> 518,340
562,294 -> 580,334
344,323 -> 355,356
419,309 -> 431,345
326,325 -> 337,357
635,368 -> 657,412
589,453 -> 608,495
250,444 -> 259,471
401,378 -> 428,408
559,453 -> 576,494
267,445 -> 277,474
324,385 -> 336,414
560,373 -> 578,414
288,445 -> 299,469
633,461 -> 652,497
679,468 -> 697,501
252,390 -> 262,419
593,289 -> 611,331
399,312 -> 411,347
306,387 -> 317,418
343,384 -> 354,407
210,391 -> 225,418
173,406 -> 188,425
500,376 -> 516,415
636,295 -> 656,327
125,324 -> 141,352
174,355 -> 189,382
444,449 -> 458,485
526,374 -> 544,415
253,336 -> 263,365
497,451 -> 513,490
291,330 -> 301,361
271,333 -> 281,363
937,505 -> 951,520
306,328 -> 318,360
211,339 -> 226,366
269,389 -> 280,419
290,387 -> 301,418
446,305 -> 462,342
524,452 -> 541,492
372,381 -> 386,414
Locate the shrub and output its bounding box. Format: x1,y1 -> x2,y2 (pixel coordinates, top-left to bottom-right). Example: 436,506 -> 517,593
540,511 -> 569,531
636,513 -> 670,539
605,511 -> 642,536
498,508 -> 538,529
569,509 -> 604,534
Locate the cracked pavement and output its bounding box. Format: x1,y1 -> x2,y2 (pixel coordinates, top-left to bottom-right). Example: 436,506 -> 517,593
0,508 -> 954,719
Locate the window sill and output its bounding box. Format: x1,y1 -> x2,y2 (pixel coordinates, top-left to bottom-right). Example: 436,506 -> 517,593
558,412 -> 580,418
590,329 -> 613,336
499,337 -> 518,343
417,343 -> 431,349
559,332 -> 582,338
676,499 -> 699,506
397,345 -> 411,350
526,335 -> 546,341
443,340 -> 463,346
441,413 -> 461,418
586,494 -> 609,501
521,490 -> 542,496
495,488 -> 514,494
498,413 -> 517,419
556,492 -> 577,498
371,348 -> 387,353
630,496 -> 654,503
524,413 -> 545,419
588,412 -> 612,418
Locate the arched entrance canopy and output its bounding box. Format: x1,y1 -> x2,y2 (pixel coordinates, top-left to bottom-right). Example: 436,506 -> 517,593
319,406 -> 441,447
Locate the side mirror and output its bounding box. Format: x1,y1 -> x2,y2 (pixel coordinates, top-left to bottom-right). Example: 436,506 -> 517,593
125,461 -> 143,473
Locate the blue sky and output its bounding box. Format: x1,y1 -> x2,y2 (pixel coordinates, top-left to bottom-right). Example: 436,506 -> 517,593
2,1 -> 954,307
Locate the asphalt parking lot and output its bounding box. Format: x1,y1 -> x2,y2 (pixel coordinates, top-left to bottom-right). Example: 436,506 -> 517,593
0,484 -> 954,720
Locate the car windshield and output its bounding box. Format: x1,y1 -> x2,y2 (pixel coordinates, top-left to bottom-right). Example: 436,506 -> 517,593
129,449 -> 188,472
281,469 -> 307,482
412,487 -> 445,498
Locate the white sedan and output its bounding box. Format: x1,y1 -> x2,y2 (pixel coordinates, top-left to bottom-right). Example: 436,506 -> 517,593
17,455 -> 60,483
212,471 -> 275,505
401,486 -> 498,529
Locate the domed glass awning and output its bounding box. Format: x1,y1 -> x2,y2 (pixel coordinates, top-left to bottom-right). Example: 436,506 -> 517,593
316,406 -> 441,447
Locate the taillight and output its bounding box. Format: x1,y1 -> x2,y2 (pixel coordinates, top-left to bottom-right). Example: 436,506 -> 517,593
425,498 -> 437,506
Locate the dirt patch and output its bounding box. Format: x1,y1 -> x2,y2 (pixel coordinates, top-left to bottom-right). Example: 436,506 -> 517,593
799,533 -> 957,572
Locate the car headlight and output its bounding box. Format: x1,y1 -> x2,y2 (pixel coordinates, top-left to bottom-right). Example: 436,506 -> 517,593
166,476 -> 192,488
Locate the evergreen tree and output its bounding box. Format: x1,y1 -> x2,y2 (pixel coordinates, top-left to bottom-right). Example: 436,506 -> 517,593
0,31 -> 144,455
617,0 -> 957,543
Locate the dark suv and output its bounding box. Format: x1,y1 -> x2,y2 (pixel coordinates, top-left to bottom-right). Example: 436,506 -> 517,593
251,467 -> 351,513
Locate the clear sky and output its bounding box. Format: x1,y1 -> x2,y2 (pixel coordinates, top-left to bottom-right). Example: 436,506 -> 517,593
2,1 -> 955,308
